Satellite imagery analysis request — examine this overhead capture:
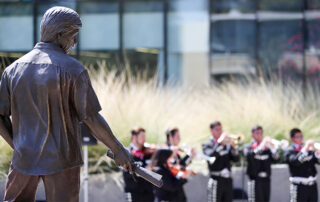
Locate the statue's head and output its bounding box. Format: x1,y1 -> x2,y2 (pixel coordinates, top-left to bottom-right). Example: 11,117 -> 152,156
40,6 -> 82,54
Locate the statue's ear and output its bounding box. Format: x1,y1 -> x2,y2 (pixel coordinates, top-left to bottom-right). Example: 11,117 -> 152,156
55,32 -> 64,46
57,32 -> 63,40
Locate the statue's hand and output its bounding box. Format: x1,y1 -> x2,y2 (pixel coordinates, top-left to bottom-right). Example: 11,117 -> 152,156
113,148 -> 134,173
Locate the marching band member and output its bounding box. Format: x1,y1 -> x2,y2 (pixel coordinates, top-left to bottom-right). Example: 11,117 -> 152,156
151,149 -> 192,202
165,127 -> 196,202
242,125 -> 280,202
166,127 -> 196,167
202,121 -> 240,202
285,128 -> 320,202
123,127 -> 154,202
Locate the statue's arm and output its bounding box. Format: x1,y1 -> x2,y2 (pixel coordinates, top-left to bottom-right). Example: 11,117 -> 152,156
83,113 -> 123,152
82,113 -> 133,170
0,115 -> 13,149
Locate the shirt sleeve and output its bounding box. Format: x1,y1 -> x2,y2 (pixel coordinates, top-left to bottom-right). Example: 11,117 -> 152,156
72,70 -> 102,121
0,71 -> 11,116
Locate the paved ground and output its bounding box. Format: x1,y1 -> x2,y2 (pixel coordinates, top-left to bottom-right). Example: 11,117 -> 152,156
0,164 -> 319,202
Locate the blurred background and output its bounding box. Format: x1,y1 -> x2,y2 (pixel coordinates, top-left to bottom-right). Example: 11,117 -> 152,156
1,0 -> 320,86
1,1 -> 320,201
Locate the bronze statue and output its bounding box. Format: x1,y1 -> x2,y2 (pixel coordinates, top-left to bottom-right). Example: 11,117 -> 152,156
0,6 -> 133,202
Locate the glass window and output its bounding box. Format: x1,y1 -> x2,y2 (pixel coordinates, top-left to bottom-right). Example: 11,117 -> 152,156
123,50 -> 159,79
306,53 -> 320,83
124,0 -> 163,12
78,1 -> 120,69
0,3 -> 33,51
211,0 -> 256,14
123,0 -> 163,49
170,0 -> 208,12
78,50 -> 119,70
168,0 -> 209,84
307,0 -> 320,10
79,1 -> 119,50
307,19 -> 320,50
0,3 -> 32,16
80,1 -> 118,14
211,20 -> 255,55
123,0 -> 163,79
169,0 -> 209,53
306,19 -> 320,83
259,0 -> 303,12
259,20 -> 303,80
210,20 -> 255,75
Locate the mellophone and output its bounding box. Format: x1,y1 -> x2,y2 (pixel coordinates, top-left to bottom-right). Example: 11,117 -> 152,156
106,150 -> 164,188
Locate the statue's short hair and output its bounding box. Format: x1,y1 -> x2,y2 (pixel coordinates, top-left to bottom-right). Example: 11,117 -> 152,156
40,6 -> 82,42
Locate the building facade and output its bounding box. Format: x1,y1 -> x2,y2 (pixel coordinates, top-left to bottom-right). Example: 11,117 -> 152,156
0,0 -> 320,86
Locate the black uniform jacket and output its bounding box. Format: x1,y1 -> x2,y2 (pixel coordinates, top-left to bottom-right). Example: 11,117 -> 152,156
242,141 -> 279,180
123,145 -> 153,193
285,144 -> 320,177
153,165 -> 187,202
176,152 -> 192,168
202,138 -> 240,173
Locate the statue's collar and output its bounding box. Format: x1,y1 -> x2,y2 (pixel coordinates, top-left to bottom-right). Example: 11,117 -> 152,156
34,42 -> 64,53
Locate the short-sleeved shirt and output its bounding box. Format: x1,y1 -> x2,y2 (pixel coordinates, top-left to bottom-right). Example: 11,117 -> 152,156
0,42 -> 101,175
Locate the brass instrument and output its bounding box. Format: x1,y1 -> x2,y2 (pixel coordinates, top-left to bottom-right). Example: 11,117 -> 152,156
196,152 -> 216,164
229,134 -> 245,143
145,143 -> 196,158
218,133 -> 245,145
253,137 -> 289,150
298,140 -> 320,152
314,142 -> 320,150
270,139 -> 289,150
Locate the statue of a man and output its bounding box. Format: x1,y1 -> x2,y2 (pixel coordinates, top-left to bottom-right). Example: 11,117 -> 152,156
0,6 -> 133,202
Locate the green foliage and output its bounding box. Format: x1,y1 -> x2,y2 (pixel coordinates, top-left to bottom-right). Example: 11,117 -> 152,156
87,144 -> 120,174
0,140 -> 12,178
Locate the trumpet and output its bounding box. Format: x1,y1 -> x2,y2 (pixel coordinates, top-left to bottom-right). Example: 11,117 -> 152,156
295,140 -> 320,152
218,133 -> 245,145
261,137 -> 289,150
307,141 -> 320,151
314,142 -> 320,150
270,139 -> 289,150
145,143 -> 196,157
